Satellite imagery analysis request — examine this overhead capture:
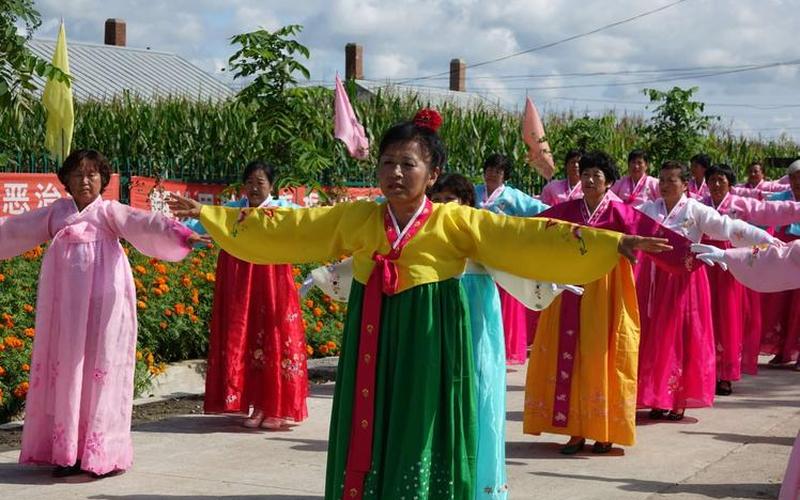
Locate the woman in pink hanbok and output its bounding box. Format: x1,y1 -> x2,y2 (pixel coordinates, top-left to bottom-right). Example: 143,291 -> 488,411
610,149 -> 660,208
760,160 -> 800,368
636,161 -> 773,420
6,150 -> 202,478
539,150 -> 584,206
701,164 -> 800,393
692,241 -> 800,500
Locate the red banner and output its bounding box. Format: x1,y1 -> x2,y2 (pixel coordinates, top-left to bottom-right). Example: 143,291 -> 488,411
129,176 -> 382,211
0,173 -> 120,216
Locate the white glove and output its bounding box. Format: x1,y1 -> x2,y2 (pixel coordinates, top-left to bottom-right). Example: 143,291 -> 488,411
690,243 -> 728,271
558,284 -> 584,296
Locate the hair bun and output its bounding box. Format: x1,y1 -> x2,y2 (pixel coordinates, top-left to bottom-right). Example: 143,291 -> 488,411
413,108 -> 443,133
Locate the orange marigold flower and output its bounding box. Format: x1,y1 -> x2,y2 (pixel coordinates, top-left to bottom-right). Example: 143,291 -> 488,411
191,257 -> 202,266
136,351 -> 143,361
164,308 -> 173,317
137,301 -> 147,310
159,321 -> 168,330
0,344 -> 5,351
198,251 -> 207,258
174,303 -> 186,315
205,272 -> 216,282
292,267 -> 301,277
314,325 -> 322,333
21,363 -> 30,372
294,282 -> 302,290
318,345 -> 329,354
23,328 -> 34,338
328,304 -> 338,313
153,288 -> 164,297
302,319 -> 308,328
134,265 -> 147,274
304,299 -> 314,308
155,277 -> 167,286
155,263 -> 167,274
322,295 -> 331,304
181,276 -> 192,287
305,344 -> 314,356
159,284 -> 169,293
186,306 -> 195,315
4,336 -> 23,349
0,366 -> 5,376
312,307 -> 323,318
189,314 -> 198,323
0,274 -> 6,282
316,320 -> 323,329
123,247 -> 130,256
326,341 -> 337,350
146,352 -> 155,364
23,304 -> 34,313
13,381 -> 29,398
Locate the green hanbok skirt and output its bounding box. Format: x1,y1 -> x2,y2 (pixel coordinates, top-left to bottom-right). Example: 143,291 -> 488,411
325,279 -> 478,500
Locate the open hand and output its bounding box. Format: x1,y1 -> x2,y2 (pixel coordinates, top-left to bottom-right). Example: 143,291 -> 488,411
618,235 -> 672,265
690,243 -> 728,271
168,194 -> 202,219
187,233 -> 214,247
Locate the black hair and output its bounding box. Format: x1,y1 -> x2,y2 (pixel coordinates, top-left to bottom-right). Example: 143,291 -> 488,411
482,153 -> 513,178
690,153 -> 712,170
242,160 -> 276,184
378,121 -> 447,169
705,163 -> 737,185
578,151 -> 619,184
747,161 -> 763,171
564,149 -> 582,164
429,173 -> 476,207
660,160 -> 691,182
58,149 -> 112,194
628,149 -> 649,164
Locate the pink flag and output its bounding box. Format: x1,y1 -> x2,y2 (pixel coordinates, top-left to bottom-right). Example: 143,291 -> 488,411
522,96 -> 555,180
334,74 -> 369,160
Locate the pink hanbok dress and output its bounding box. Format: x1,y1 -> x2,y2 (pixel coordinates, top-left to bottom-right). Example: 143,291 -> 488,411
3,197 -> 193,475
701,194 -> 789,381
610,174 -> 660,208
715,242 -> 800,500
539,178 -> 583,206
702,194 -> 800,376
636,195 -> 771,410
760,190 -> 800,362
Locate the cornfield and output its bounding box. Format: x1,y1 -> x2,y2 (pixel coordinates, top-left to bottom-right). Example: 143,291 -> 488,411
1,86 -> 798,193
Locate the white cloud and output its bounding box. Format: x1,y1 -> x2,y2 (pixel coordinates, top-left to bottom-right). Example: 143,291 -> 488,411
27,0 -> 800,140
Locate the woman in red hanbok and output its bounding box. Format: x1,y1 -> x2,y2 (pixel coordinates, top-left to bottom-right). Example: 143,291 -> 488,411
186,161 -> 308,429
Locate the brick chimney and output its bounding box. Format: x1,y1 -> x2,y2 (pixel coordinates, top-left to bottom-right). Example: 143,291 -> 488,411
345,43 -> 363,80
104,19 -> 126,47
450,58 -> 466,92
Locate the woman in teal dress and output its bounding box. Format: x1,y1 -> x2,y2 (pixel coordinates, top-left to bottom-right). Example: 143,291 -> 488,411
431,172 -> 508,499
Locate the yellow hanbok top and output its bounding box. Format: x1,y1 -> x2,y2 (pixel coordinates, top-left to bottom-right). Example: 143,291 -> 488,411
198,201 -> 624,292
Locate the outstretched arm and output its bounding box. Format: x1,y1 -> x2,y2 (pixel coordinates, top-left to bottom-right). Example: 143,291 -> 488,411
0,206 -> 54,260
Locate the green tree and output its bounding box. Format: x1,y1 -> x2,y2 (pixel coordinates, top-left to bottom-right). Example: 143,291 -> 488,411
228,25 -> 334,192
641,86 -> 718,165
0,0 -> 69,120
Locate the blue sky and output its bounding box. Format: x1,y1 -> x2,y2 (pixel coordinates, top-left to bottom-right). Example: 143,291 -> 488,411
28,0 -> 800,144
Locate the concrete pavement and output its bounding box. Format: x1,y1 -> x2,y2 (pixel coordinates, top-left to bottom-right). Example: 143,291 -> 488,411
1,360 -> 797,499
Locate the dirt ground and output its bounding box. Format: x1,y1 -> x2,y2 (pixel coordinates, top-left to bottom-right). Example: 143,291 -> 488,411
0,394 -> 206,452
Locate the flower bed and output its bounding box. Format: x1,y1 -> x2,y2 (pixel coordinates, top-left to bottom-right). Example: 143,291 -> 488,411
0,243 -> 345,423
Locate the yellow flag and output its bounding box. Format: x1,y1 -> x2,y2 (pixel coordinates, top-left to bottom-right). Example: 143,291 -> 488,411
43,22 -> 74,163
